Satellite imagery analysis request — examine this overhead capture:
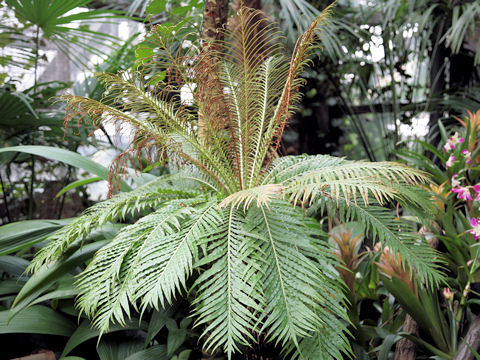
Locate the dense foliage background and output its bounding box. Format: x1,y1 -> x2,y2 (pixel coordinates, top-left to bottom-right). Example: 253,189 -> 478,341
0,0 -> 479,359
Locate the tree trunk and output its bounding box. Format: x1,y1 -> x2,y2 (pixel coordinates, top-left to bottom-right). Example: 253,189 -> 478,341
197,0 -> 229,140
202,0 -> 229,42
453,316 -> 480,360
394,314 -> 419,360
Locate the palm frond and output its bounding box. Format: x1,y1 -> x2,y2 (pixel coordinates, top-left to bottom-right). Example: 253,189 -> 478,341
192,206 -> 264,357
61,74 -> 236,193
75,200 -> 198,332
74,198 -> 220,333
329,197 -> 443,287
262,154 -> 348,184
28,175 -> 201,272
288,326 -> 352,360
218,184 -> 283,211
253,200 -> 348,350
282,157 -> 430,206
262,3 -> 334,161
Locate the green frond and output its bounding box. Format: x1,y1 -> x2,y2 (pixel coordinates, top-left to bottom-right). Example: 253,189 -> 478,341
288,325 -> 352,360
137,21 -> 201,87
253,200 -> 348,351
62,74 -> 237,193
192,206 -> 265,358
330,197 -> 443,287
75,200 -> 199,333
134,200 -> 224,310
262,154 -> 349,184
282,157 -> 430,206
247,55 -> 291,187
28,175 -> 201,272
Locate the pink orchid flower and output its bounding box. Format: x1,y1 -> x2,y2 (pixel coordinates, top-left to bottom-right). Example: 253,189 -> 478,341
474,184 -> 480,201
444,132 -> 465,152
470,218 -> 480,240
446,155 -> 456,168
462,149 -> 473,164
452,186 -> 472,200
451,173 -> 461,188
444,140 -> 455,152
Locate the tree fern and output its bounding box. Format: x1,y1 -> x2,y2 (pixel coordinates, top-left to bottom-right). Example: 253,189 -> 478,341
23,5 -> 443,359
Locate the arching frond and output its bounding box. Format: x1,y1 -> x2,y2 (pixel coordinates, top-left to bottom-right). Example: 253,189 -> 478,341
323,197 -> 443,287
134,200 -> 224,310
75,200 -> 199,332
218,184 -> 283,211
29,175 -> 201,272
282,158 -> 430,206
262,154 -> 348,184
192,207 -> 265,357
252,200 -> 348,350
288,326 -> 352,360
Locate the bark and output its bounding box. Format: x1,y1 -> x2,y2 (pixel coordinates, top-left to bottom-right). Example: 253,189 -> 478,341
453,316 -> 480,360
197,0 -> 229,140
202,0 -> 229,42
394,314 -> 419,360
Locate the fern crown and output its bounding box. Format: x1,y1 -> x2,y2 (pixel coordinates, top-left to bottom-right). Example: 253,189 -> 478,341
29,5 -> 442,359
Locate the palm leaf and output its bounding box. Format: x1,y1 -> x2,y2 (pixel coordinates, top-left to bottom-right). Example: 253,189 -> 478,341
254,200 -> 348,350
333,197 -> 443,287
75,200 -> 201,332
29,174 -> 201,271
192,206 -> 264,357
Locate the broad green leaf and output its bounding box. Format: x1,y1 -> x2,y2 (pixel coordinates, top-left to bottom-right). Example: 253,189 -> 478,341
10,240 -> 110,321
124,345 -> 168,360
0,219 -> 71,256
146,0 -> 167,14
145,305 -> 176,345
170,349 -> 192,360
61,318 -> 149,357
56,176 -> 103,197
97,339 -> 144,360
0,279 -> 25,296
166,318 -> 188,356
0,146 -> 130,191
0,255 -> 30,276
0,305 -> 75,336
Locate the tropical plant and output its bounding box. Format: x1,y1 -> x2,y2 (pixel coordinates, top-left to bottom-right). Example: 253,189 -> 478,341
0,217 -> 198,359
24,6 -> 444,359
396,110 -> 480,359
2,0 -> 125,70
